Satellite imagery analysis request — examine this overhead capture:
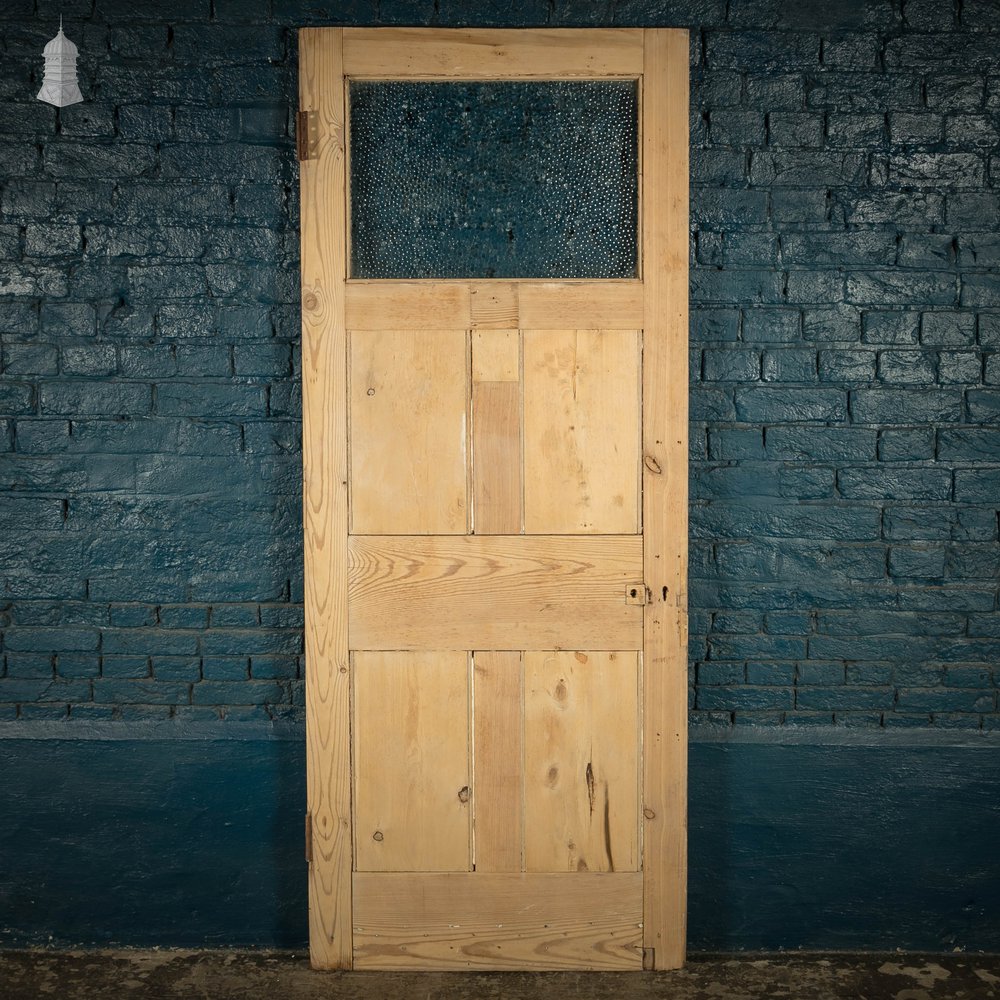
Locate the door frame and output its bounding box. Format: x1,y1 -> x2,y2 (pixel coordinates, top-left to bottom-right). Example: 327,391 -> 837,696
299,26 -> 689,971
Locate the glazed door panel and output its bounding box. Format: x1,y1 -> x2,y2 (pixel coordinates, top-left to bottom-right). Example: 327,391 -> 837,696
300,27 -> 689,972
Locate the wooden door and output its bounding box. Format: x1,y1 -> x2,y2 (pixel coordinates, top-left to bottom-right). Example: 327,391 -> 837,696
299,27 -> 688,972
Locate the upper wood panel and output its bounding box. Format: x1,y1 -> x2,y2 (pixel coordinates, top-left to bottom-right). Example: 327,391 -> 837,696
523,328 -> 641,534
349,328 -> 468,534
342,28 -> 645,78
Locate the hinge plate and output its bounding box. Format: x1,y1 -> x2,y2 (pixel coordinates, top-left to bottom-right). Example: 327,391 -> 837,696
626,583 -> 649,606
304,812 -> 313,864
296,110 -> 319,162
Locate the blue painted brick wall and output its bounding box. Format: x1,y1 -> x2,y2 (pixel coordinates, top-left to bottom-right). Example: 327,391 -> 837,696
0,0 -> 997,729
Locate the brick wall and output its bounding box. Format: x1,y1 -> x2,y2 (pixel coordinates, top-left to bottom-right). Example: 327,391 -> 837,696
0,1 -> 997,729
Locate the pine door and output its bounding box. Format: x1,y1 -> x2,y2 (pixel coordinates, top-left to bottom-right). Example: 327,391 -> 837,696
299,27 -> 688,972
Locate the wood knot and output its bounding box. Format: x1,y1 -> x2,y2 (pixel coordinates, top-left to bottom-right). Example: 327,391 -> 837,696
372,830 -> 384,842
302,291 -> 319,312
643,807 -> 656,820
643,455 -> 663,475
457,786 -> 470,804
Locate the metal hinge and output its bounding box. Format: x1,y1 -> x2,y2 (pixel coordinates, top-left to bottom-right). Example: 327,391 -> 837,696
296,110 -> 318,162
304,812 -> 313,864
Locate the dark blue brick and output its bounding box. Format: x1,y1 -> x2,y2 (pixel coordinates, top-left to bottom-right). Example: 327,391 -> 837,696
0,678 -> 90,703
878,429 -> 935,461
939,351 -> 983,384
101,655 -> 151,679
762,349 -> 817,382
839,468 -> 952,501
796,687 -> 894,710
877,350 -> 936,384
945,545 -> 1000,581
967,389 -> 1000,421
771,188 -> 828,225
192,680 -> 288,706
92,680 -> 190,705
797,661 -> 845,685
39,382 -> 150,417
735,386 -> 846,422
767,112 -> 823,147
151,657 -> 201,682
250,655 -> 298,680
826,113 -> 885,149
818,349 -> 876,381
783,232 -> 896,267
896,688 -> 994,713
710,110 -> 765,147
702,348 -> 760,382
697,685 -> 794,710
954,469 -> 1000,504
708,429 -> 764,461
888,112 -> 943,146
202,656 -> 250,681
850,388 -> 962,424
890,545 -> 946,580
921,311 -> 976,346
3,344 -> 59,376
746,661 -> 796,684
926,75 -> 986,112
842,191 -> 945,227
697,662 -> 745,685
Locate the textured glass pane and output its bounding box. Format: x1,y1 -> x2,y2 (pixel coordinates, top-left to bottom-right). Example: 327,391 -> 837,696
349,80 -> 638,279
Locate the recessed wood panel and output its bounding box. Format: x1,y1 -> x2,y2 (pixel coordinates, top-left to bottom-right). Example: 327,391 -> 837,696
352,872 -> 643,970
523,329 -> 641,534
473,651 -> 524,872
348,534 -> 643,651
353,651 -> 471,872
524,651 -> 640,874
349,329 -> 468,534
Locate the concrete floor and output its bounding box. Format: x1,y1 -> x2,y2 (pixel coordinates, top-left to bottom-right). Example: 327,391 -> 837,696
1,951 -> 999,999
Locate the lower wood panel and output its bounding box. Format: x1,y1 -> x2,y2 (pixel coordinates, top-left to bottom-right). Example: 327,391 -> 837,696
352,872 -> 643,970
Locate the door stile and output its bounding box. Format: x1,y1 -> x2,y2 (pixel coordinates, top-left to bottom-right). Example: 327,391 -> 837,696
640,28 -> 689,971
300,27 -> 353,970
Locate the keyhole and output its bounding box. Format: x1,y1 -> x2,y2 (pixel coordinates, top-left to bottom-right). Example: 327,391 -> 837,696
630,588 -> 637,598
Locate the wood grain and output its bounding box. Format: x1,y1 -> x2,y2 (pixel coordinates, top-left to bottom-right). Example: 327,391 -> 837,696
641,28 -> 690,971
524,651 -> 639,874
344,281 -> 643,330
346,282 -> 469,330
518,282 -> 643,329
349,328 -> 468,535
342,28 -> 645,78
352,872 -> 643,970
353,651 -> 471,872
299,26 -> 352,970
472,382 -> 522,535
472,329 -> 519,383
470,283 -> 519,329
472,651 -> 523,872
348,534 -> 643,651
523,329 -> 641,534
